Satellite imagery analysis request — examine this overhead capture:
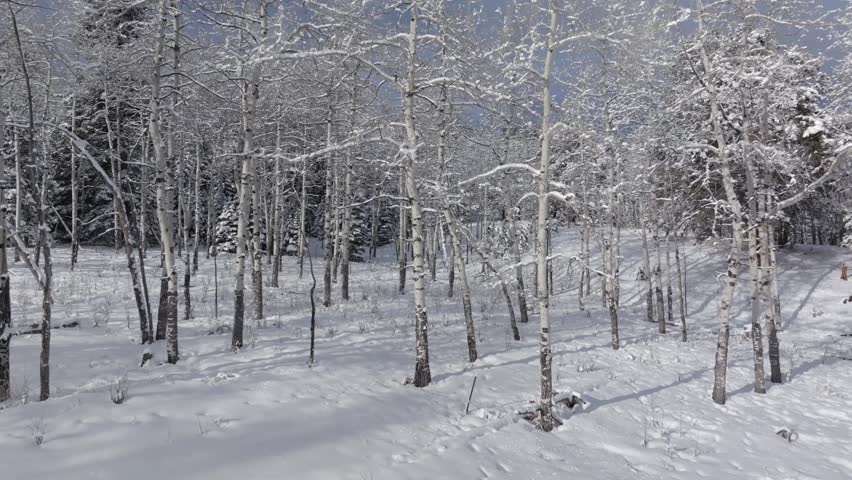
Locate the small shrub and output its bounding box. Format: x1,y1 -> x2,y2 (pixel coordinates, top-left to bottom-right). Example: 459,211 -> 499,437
110,375 -> 129,405
29,417 -> 46,446
577,357 -> 597,373
93,298 -> 113,327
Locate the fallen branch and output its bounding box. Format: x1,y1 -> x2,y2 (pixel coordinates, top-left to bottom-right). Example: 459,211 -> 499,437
465,376 -> 478,414
13,320 -> 79,336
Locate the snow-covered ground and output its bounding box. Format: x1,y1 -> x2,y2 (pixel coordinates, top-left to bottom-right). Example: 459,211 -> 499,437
1,231 -> 851,479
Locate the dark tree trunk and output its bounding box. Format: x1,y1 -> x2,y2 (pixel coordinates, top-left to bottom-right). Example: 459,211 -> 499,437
232,289 -> 244,349
0,249 -> 9,402
39,241 -> 51,401
447,245 -> 455,298
156,269 -> 167,341
165,288 -> 178,363
675,244 -> 687,342
184,269 -> 191,320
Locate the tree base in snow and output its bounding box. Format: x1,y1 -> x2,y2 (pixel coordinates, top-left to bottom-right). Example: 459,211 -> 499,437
518,391 -> 588,430
140,352 -> 153,368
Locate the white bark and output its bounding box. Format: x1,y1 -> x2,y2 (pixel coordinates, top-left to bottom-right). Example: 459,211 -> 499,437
535,3 -> 558,432
697,0 -> 744,405
233,1 -> 267,347
404,5 -> 431,387
323,100 -> 335,307
193,143 -> 201,273
150,0 -> 179,362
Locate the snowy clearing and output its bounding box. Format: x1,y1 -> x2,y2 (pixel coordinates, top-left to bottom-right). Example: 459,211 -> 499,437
2,231 -> 850,480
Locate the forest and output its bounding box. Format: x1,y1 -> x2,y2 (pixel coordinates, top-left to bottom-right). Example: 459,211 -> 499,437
1,1 -> 851,478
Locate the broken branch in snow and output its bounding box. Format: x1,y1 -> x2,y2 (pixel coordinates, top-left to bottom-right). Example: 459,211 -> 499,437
12,320 -> 79,336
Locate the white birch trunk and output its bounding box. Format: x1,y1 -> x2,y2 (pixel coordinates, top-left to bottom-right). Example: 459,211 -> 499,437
233,1 -> 267,345
698,0 -> 744,405
404,6 -> 431,387
150,0 -> 178,361
744,123 -> 766,394
639,202 -> 655,323
761,192 -> 782,383
653,230 -> 666,333
323,101 -> 335,307
675,242 -> 687,341
535,3 -> 557,432
193,143 -> 201,273
298,158 -> 307,278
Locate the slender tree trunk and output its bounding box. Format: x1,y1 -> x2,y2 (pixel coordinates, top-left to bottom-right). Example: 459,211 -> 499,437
340,89 -> 355,301
13,129 -> 21,263
748,216 -> 766,394
102,83 -> 120,257
578,222 -> 586,311
323,102 -> 335,307
331,157 -> 342,285
481,253 -> 519,341
599,239 -> 606,308
182,157 -> 192,322
665,232 -> 674,326
70,96 -> 79,270
232,1 -> 267,346
39,218 -> 52,402
270,128 -> 282,287
251,156 -> 264,324
398,171 -> 407,296
447,240 -> 455,298
769,220 -> 781,322
137,225 -> 153,344
111,96 -> 123,253
535,4 -> 557,431
503,278 -> 520,341
369,194 -> 379,261
605,139 -> 619,349
510,211 -> 529,324
744,124 -> 766,394
429,222 -> 438,282
445,210 -> 477,362
546,227 -> 553,296
7,2 -> 51,399
164,1 -> 181,361
699,0 -> 743,405
340,169 -> 352,301
232,158 -> 251,348
156,264 -> 167,341
675,242 -> 687,341
640,208 -> 655,322
0,90 -> 11,402
262,162 -> 273,267
150,0 -> 178,359
653,231 -> 666,333
761,192 -> 782,384
404,7 -> 431,388
308,248 -> 317,365
298,158 -> 307,278
192,143 -> 201,273
140,135 -> 149,258
584,224 -> 591,296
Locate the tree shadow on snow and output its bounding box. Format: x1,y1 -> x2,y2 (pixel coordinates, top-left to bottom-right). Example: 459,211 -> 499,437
783,264 -> 835,330
581,367 -> 711,414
